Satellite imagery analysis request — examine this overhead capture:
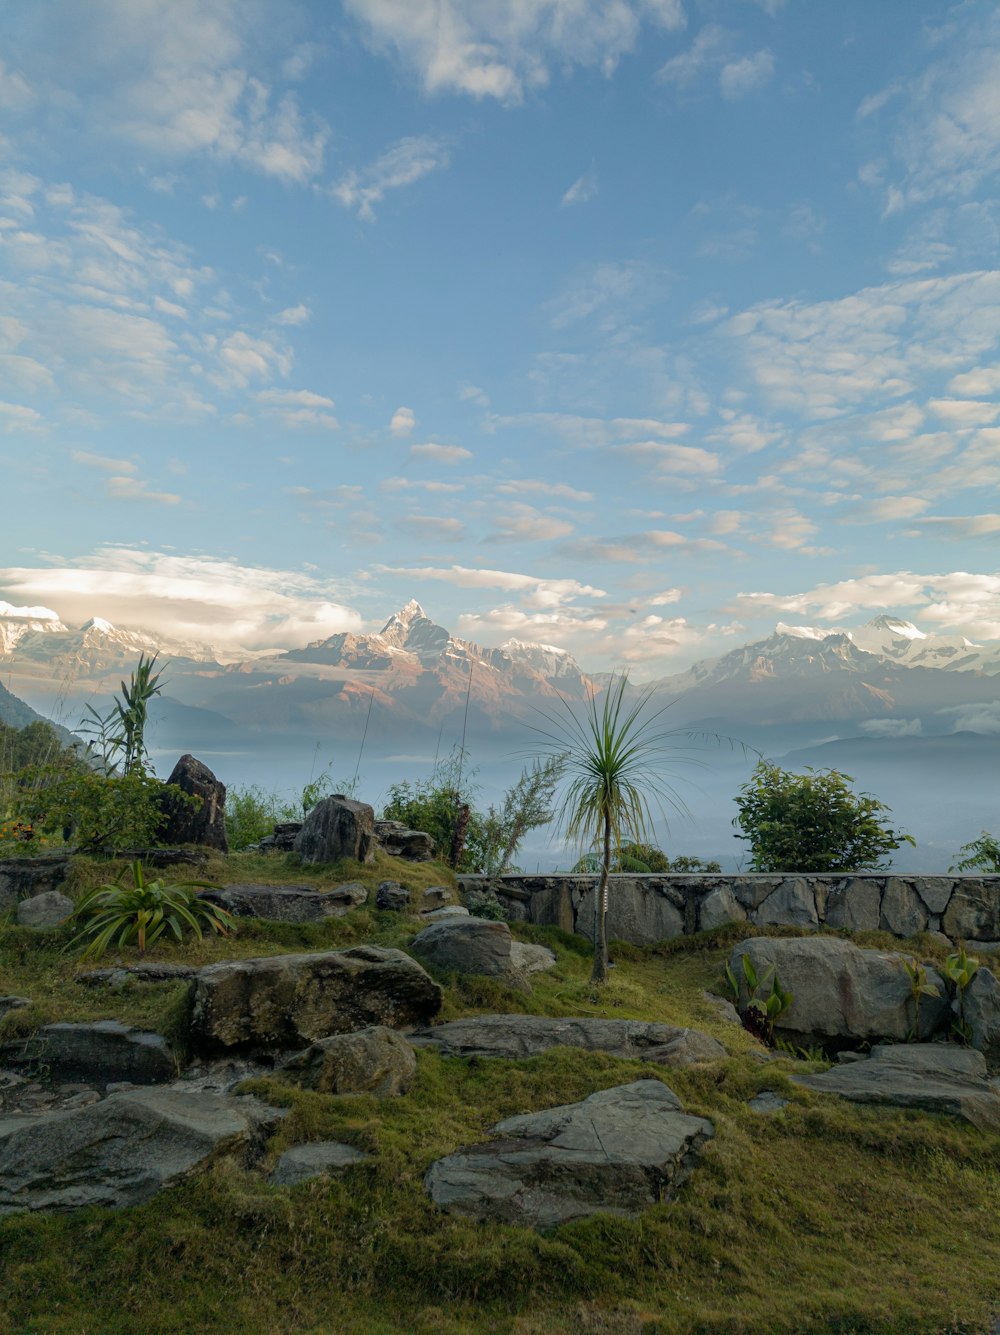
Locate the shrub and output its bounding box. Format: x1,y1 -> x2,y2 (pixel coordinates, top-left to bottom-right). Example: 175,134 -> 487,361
12,764 -> 193,852
951,833 -> 1000,873
226,784 -> 300,850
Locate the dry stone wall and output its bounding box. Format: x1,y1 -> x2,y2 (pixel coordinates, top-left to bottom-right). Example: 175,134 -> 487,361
457,873 -> 1000,947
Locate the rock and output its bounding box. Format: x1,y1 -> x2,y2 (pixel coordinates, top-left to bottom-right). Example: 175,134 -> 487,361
200,882 -> 368,923
1,1021 -> 176,1087
410,918 -> 514,977
0,1088 -> 285,1214
462,888 -> 510,921
270,1141 -> 368,1186
376,881 -> 410,911
509,942 -> 557,975
794,1044 -> 1000,1131
944,881 -> 1000,941
753,878 -> 819,929
701,991 -> 741,1026
0,997 -> 30,1017
697,885 -> 746,932
575,879 -> 684,947
880,878 -> 928,938
824,880 -> 881,933
77,962 -> 198,987
914,878 -> 956,915
962,967 -> 1000,1068
425,1080 -> 714,1228
294,796 -> 375,866
748,1091 -> 789,1115
375,821 -> 435,862
15,891 -> 73,929
422,886 -> 451,909
422,905 -> 470,921
260,822 -> 302,852
0,856 -> 70,914
190,946 -> 442,1053
277,1025 -> 417,1096
158,755 -> 228,852
410,1015 -> 725,1066
729,937 -> 949,1045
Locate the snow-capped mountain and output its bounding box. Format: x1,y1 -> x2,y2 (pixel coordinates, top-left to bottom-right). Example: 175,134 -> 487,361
775,616 -> 1000,674
0,602 -> 67,655
0,613 -> 216,679
500,638 -> 586,683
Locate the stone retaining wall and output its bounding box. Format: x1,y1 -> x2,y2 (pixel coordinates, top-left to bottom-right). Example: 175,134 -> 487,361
0,857 -> 70,913
457,873 -> 1000,947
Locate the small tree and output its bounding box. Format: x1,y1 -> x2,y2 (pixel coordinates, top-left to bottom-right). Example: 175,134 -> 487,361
951,833 -> 1000,873
734,761 -> 913,872
465,757 -> 564,875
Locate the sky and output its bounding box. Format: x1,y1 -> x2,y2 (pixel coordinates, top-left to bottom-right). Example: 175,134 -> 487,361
2,0 -> 1000,673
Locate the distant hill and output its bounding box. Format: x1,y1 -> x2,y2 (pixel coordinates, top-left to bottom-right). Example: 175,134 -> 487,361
0,679 -> 79,749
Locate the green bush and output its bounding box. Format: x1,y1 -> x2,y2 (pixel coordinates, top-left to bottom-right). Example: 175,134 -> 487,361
225,784 -> 300,851
951,832 -> 1000,872
10,763 -> 193,852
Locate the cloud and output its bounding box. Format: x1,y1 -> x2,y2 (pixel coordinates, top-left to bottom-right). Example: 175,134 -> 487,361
859,717 -> 923,738
344,0 -> 685,104
398,514 -> 466,542
485,504 -> 575,543
390,406 -> 416,436
949,364 -> 1000,396
0,400 -> 43,431
380,477 -> 465,494
657,24 -> 728,89
0,548 -> 364,653
373,564 -> 606,608
650,588 -> 682,605
546,260 -> 670,329
331,136 -> 450,220
409,442 -> 473,463
719,50 -> 774,100
495,478 -> 593,502
622,441 -> 721,478
918,514 -> 1000,538
273,304 -> 310,326
256,388 -> 338,429
936,703 -> 1000,735
72,450 -> 137,474
495,412 -> 691,446
561,165 -> 598,207
927,397 -> 1000,427
106,475 -> 181,505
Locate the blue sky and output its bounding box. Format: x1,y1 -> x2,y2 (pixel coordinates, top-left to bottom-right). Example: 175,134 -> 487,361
2,0 -> 1000,670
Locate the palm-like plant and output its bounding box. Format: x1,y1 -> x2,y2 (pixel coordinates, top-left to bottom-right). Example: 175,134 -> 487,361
533,673 -> 694,984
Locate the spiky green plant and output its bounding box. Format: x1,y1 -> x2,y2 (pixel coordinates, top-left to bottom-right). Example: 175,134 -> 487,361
532,672 -> 695,984
67,860 -> 235,960
943,944 -> 980,1043
80,653 -> 165,776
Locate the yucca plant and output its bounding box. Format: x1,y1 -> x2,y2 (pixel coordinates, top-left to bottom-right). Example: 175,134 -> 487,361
67,861 -> 235,960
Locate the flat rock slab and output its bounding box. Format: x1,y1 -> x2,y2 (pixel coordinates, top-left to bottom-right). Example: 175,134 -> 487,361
278,1025 -> 417,1096
794,1044 -> 1000,1131
425,1079 -> 714,1229
190,945 -> 442,1053
0,1088 -> 285,1214
271,1141 -> 369,1186
411,1015 -> 725,1067
201,882 -> 368,922
1,1021 -> 176,1087
77,963 -> 198,987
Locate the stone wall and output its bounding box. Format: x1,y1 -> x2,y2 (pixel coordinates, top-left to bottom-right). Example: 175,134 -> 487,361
457,873 -> 1000,947
0,857 -> 71,914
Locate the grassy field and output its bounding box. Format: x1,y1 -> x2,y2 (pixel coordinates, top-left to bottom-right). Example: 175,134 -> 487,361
1,852 -> 998,1334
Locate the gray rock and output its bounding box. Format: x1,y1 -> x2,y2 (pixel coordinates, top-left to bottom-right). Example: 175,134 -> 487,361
701,991 -> 741,1026
158,754 -> 229,853
794,1044 -> 1000,1131
15,891 -> 73,929
1,1021 -> 176,1087
410,1015 -> 725,1066
421,905 -> 470,921
422,886 -> 451,908
294,796 -> 375,866
574,879 -> 684,947
0,1088 -> 285,1214
880,878 -> 928,938
277,1025 -> 417,1096
915,878 -> 956,915
375,822 -> 436,862
753,878 -> 819,929
748,1091 -> 789,1115
0,856 -> 70,914
376,881 -> 410,911
270,1141 -> 368,1186
962,967 -> 1000,1069
425,1080 -> 714,1228
410,918 -> 514,977
0,997 -> 31,1017
201,881 -> 367,923
190,945 -> 442,1053
697,885 -> 746,932
77,962 -> 198,987
729,937 -> 949,1044
731,877 -> 784,910
509,942 -> 557,975
944,881 -> 1000,941
824,880 -> 880,933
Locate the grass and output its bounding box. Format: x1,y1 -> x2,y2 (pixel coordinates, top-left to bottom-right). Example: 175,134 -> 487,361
1,852 -> 999,1334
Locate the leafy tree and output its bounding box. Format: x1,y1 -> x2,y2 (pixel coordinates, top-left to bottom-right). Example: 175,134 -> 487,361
381,751 -> 483,870
572,844 -> 721,873
951,833 -> 1000,873
534,673 -> 688,984
733,761 -> 913,872
465,757 -> 564,875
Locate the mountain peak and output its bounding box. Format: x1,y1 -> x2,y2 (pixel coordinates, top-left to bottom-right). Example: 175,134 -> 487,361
81,616 -> 116,634
864,615 -> 925,640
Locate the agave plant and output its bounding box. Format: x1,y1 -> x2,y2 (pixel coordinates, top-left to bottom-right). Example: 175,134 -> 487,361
67,860 -> 235,960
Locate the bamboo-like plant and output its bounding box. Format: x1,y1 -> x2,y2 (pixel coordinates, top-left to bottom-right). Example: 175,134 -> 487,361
80,653 -> 164,776
532,673 -> 695,984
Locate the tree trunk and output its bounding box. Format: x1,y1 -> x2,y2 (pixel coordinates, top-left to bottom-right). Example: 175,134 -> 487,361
590,812 -> 611,984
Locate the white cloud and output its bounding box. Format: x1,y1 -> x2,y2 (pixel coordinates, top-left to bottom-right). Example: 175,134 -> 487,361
273,304 -> 311,326
561,165 -> 598,207
409,442 -> 473,463
399,514 -> 465,542
344,0 -> 685,104
657,24 -> 728,89
257,389 -> 335,409
0,58 -> 34,111
0,400 -> 43,431
390,406 -> 417,436
546,260 -> 669,329
218,332 -> 292,387
495,478 -> 593,502
936,703 -> 1000,735
719,50 -> 774,100
622,441 -> 721,477
72,450 -> 137,474
381,477 -> 465,494
919,514 -> 1000,538
859,718 -> 923,738
331,136 -> 450,221
106,475 -> 181,505
927,397 -> 1000,427
650,588 -> 682,605
256,388 -> 338,429
374,564 -> 606,608
0,549 -> 364,653
485,504 -> 575,543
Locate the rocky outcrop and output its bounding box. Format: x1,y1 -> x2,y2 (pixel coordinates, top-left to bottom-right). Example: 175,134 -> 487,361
795,1044 -> 1000,1131
277,1025 -> 417,1096
15,891 -> 72,928
425,1080 -> 714,1228
190,946 -> 442,1053
410,1015 -> 725,1066
270,1141 -> 369,1186
1,1021 -> 176,1087
375,881 -> 410,911
0,857 -> 70,913
200,882 -> 368,922
728,937 -> 949,1045
158,755 -> 228,852
294,796 -> 375,866
375,821 -> 436,861
0,1088 -> 285,1214
409,917 -> 554,982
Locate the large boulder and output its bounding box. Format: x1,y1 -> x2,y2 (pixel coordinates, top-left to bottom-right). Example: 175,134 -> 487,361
375,821 -> 436,862
943,881 -> 1000,941
1,1021 -> 175,1087
190,946 -> 442,1053
409,918 -> 514,977
200,882 -> 368,923
410,1015 -> 725,1066
962,967 -> 1000,1069
795,1044 -> 1000,1131
295,796 -> 375,866
158,755 -> 228,852
425,1080 -> 714,1229
278,1025 -> 417,1096
728,937 -> 949,1045
270,1141 -> 368,1186
15,891 -> 73,929
0,1089 -> 285,1214
0,856 -> 70,914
